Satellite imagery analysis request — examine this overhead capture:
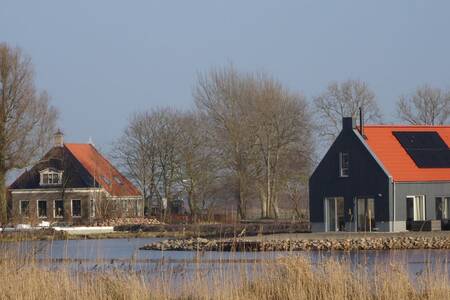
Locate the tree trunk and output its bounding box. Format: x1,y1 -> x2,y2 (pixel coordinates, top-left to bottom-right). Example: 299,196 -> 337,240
271,194 -> 280,219
260,186 -> 268,218
188,189 -> 197,219
237,175 -> 247,220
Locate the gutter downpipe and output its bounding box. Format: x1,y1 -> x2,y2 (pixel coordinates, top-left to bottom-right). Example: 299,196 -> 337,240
391,176 -> 396,232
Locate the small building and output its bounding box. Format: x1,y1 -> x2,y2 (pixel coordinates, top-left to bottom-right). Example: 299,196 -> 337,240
310,117 -> 450,232
8,131 -> 143,225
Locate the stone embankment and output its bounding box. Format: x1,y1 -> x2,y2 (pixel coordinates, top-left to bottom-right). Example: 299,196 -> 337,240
140,235 -> 450,251
96,217 -> 162,227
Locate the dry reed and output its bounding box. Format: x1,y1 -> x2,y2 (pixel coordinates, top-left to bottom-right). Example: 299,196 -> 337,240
0,244 -> 448,300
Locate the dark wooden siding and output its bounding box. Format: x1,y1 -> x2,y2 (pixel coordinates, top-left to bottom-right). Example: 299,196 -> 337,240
309,125 -> 391,225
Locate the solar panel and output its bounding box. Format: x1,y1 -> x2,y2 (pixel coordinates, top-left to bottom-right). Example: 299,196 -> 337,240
393,131 -> 450,168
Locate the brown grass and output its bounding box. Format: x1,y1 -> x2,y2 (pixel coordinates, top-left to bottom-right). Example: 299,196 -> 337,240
0,247 -> 448,300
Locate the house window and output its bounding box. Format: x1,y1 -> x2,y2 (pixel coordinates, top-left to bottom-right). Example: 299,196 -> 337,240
40,169 -> 62,186
339,152 -> 349,177
20,200 -> 29,216
54,200 -> 64,218
90,199 -> 95,218
37,200 -> 47,218
114,176 -> 123,185
436,197 -> 450,220
72,199 -> 81,217
101,175 -> 111,186
406,196 -> 426,221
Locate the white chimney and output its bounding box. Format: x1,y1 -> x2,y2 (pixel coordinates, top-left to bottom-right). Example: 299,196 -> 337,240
54,129 -> 64,147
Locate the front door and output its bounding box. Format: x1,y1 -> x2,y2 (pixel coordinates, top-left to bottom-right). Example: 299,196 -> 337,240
356,197 -> 375,232
325,197 -> 345,232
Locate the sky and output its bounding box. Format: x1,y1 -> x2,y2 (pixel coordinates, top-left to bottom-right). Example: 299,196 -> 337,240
2,0 -> 450,153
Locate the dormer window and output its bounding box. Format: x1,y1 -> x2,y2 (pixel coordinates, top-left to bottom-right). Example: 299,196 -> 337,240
39,169 -> 63,186
101,175 -> 111,186
114,176 -> 123,185
339,152 -> 349,177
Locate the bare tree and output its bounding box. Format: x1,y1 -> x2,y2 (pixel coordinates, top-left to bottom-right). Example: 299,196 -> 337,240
194,66 -> 259,220
113,108 -> 183,220
176,111 -> 219,219
313,79 -> 381,141
0,43 -> 57,223
152,108 -> 183,218
195,66 -> 314,220
249,75 -> 313,218
112,112 -> 159,213
396,85 -> 450,125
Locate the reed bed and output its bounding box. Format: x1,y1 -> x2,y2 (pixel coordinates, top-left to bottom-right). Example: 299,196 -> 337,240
0,244 -> 449,299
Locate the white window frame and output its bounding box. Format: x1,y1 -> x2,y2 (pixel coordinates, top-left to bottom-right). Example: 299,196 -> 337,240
53,199 -> 64,219
19,200 -> 30,216
339,152 -> 349,177
37,200 -> 48,219
407,195 -> 426,221
71,199 -> 82,218
39,169 -> 63,186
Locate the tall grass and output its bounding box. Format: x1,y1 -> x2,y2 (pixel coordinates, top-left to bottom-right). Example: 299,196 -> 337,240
0,245 -> 448,299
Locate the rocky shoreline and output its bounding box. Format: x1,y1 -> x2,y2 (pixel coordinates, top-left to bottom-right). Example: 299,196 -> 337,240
140,235 -> 450,251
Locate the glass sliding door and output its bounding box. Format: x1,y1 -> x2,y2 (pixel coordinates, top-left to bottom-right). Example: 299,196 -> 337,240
325,197 -> 345,232
356,197 -> 375,232
406,196 -> 425,221
326,198 -> 336,232
436,197 -> 449,220
406,196 -> 426,230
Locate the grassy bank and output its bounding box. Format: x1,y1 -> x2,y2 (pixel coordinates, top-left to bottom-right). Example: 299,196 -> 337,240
0,249 -> 449,299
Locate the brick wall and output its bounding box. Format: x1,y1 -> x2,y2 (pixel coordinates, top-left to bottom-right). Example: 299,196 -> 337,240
11,191 -> 93,225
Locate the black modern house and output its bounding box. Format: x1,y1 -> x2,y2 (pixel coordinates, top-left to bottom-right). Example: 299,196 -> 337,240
310,117 -> 450,232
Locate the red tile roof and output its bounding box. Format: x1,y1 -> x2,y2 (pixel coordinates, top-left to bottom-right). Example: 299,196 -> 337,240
363,125 -> 450,182
65,143 -> 141,197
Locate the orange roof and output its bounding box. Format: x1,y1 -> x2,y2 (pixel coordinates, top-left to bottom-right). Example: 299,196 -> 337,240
363,125 -> 450,182
65,143 -> 141,197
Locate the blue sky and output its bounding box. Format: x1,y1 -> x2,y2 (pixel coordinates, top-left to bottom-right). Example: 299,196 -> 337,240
2,1 -> 450,152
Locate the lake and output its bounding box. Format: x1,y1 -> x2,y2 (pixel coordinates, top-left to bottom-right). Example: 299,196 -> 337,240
4,237 -> 450,276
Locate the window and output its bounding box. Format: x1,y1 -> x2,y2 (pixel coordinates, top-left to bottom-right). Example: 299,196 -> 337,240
90,199 -> 95,218
436,197 -> 450,220
37,200 -> 47,218
122,200 -> 129,212
101,175 -> 111,186
339,152 -> 349,177
114,176 -> 123,185
406,196 -> 426,221
20,200 -> 29,216
72,200 -> 81,217
54,200 -> 64,218
40,169 -> 62,186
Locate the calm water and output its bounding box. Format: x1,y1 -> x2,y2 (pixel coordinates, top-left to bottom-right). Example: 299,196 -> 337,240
3,238 -> 450,276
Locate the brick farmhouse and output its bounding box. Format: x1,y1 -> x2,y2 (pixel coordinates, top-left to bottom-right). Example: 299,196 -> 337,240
8,131 -> 143,225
